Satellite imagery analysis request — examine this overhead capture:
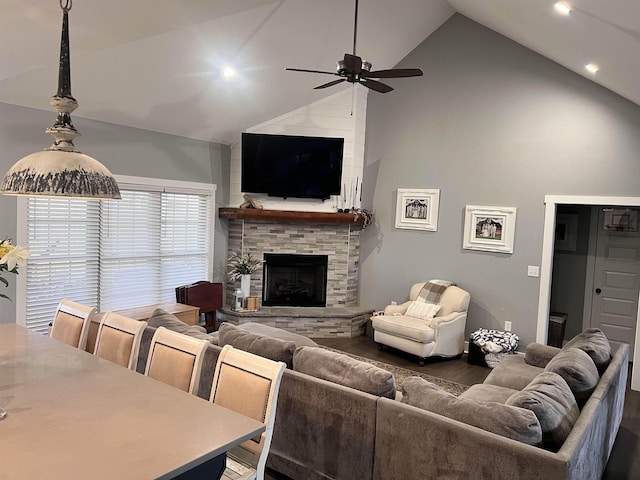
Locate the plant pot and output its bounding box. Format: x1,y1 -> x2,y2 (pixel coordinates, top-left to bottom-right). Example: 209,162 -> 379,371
240,274 -> 251,299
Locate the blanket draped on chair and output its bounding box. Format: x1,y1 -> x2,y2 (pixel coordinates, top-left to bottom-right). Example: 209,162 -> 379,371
417,280 -> 454,305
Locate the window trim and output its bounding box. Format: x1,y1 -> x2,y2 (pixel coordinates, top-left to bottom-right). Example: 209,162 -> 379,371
15,175 -> 216,327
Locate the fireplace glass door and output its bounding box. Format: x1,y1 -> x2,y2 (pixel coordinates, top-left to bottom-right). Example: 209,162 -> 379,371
262,253 -> 328,307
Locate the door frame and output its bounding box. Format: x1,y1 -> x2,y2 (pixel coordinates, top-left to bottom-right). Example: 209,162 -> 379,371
538,195 -> 640,391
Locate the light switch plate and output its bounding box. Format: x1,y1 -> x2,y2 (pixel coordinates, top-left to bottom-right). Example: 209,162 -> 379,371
527,265 -> 540,277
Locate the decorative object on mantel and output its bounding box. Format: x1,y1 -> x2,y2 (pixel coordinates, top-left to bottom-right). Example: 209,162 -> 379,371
0,0 -> 120,200
353,208 -> 373,229
0,238 -> 30,301
239,194 -> 263,209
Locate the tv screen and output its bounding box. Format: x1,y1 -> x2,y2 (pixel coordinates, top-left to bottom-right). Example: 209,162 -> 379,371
241,133 -> 344,200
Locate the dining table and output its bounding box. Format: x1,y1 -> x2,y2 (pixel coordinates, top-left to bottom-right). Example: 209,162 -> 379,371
0,323 -> 264,479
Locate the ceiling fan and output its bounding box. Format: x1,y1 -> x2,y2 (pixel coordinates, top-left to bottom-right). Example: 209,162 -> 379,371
285,0 -> 423,93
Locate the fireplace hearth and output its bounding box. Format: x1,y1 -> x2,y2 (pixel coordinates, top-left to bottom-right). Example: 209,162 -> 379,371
262,253 -> 328,307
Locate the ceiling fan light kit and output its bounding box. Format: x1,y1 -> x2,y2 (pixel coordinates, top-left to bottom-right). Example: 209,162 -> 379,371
0,0 -> 120,199
286,0 -> 423,93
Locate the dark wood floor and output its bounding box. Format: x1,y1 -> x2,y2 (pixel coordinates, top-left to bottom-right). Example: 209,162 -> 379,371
266,335 -> 640,480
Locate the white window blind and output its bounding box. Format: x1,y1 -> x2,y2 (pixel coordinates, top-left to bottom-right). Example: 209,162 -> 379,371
22,178 -> 214,333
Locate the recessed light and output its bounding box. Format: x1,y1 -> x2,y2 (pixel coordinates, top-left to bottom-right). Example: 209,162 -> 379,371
554,2 -> 572,15
585,63 -> 599,74
222,66 -> 236,79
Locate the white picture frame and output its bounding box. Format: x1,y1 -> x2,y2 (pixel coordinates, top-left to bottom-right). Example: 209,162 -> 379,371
463,205 -> 517,254
395,188 -> 440,231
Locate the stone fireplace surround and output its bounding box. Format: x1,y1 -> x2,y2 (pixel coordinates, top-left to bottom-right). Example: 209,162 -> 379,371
219,208 -> 372,337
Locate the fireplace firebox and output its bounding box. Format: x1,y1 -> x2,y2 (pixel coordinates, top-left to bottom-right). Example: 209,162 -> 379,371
262,253 -> 328,307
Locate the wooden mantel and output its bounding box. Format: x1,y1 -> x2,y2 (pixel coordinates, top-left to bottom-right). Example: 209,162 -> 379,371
218,207 -> 370,226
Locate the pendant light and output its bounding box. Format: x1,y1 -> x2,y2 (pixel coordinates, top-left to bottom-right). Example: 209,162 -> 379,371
0,0 -> 120,199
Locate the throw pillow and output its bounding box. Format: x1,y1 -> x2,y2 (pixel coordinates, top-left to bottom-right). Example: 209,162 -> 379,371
218,322 -> 296,368
401,376 -> 542,445
147,308 -> 214,343
563,328 -> 612,374
405,301 -> 441,321
544,347 -> 599,407
293,346 -> 396,399
506,372 -> 579,451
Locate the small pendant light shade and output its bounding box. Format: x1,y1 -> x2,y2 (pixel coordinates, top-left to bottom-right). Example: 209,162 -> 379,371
0,0 -> 120,199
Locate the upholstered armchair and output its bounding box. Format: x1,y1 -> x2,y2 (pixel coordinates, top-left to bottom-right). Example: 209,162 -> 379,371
371,281 -> 470,365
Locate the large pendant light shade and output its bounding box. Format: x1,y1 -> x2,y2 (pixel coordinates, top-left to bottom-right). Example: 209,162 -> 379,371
0,0 -> 120,199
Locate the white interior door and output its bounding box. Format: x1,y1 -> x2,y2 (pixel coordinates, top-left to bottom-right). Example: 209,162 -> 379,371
590,208 -> 640,353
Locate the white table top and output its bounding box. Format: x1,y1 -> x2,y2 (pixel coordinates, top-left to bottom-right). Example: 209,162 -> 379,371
0,323 -> 264,479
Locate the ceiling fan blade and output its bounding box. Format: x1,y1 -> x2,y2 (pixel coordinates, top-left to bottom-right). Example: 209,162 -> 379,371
314,78 -> 347,90
365,68 -> 424,79
286,67 -> 338,76
343,53 -> 362,74
360,78 -> 393,93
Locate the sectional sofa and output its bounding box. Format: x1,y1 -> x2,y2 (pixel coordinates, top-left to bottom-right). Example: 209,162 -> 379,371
133,311 -> 628,480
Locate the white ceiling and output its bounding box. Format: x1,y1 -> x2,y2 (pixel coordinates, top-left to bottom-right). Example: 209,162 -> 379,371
1,0 -> 638,145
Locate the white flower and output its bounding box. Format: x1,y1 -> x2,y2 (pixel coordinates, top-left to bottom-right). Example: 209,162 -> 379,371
0,245 -> 30,271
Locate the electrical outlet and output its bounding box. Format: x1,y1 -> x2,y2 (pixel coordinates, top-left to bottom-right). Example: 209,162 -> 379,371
527,265 -> 540,277
391,301 -> 397,305
505,321 -> 512,332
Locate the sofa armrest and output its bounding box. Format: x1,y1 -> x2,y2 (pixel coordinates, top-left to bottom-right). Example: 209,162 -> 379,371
524,343 -> 561,368
384,301 -> 411,316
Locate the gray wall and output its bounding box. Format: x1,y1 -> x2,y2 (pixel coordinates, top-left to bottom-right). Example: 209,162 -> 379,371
360,14 -> 640,348
0,102 -> 230,324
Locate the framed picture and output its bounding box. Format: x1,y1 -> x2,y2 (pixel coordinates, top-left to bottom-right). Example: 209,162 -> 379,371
395,189 -> 440,231
555,213 -> 578,252
463,205 -> 517,254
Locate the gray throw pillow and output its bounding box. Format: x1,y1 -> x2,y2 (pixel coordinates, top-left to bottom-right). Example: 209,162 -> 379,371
218,322 -> 296,368
506,372 -> 579,451
563,328 -> 612,374
401,376 -> 542,445
545,347 -> 599,407
147,308 -> 214,343
293,346 -> 396,399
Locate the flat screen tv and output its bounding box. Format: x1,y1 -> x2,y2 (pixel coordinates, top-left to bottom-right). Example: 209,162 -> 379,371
241,132 -> 344,201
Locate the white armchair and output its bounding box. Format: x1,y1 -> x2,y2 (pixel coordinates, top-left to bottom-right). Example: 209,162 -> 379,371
371,281 -> 470,366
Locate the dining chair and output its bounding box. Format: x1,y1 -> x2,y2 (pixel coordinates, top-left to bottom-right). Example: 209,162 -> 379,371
210,345 -> 286,480
144,326 -> 208,395
93,312 -> 147,369
50,299 -> 97,350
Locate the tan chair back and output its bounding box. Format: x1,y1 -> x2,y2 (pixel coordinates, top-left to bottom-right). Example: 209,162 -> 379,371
210,345 -> 286,479
144,327 -> 208,395
94,312 -> 147,369
50,299 -> 96,350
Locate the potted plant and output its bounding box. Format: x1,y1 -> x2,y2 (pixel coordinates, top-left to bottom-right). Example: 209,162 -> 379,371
227,251 -> 261,298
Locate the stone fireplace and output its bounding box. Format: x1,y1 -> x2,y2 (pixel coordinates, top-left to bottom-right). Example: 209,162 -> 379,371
218,208 -> 372,337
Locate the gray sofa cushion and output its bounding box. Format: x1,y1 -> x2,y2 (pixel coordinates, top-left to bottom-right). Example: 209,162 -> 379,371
218,322 -> 296,368
147,308 -> 215,342
401,376 -> 542,445
506,372 -> 579,451
293,346 -> 396,399
459,383 -> 519,404
545,347 -> 599,407
563,328 -> 612,374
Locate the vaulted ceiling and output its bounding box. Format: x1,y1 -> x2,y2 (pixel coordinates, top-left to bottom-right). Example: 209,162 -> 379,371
1,0 -> 638,144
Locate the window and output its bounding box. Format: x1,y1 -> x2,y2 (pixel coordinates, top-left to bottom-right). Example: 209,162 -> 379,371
16,176 -> 215,333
